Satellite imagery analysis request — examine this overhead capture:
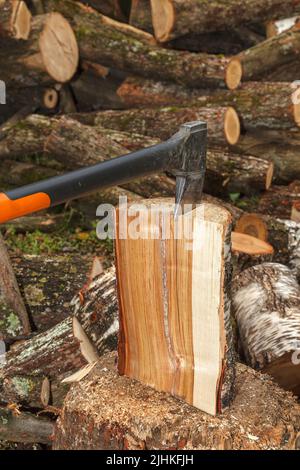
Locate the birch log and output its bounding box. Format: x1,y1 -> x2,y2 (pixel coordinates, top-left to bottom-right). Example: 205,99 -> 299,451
232,263 -> 300,396
116,199 -> 235,415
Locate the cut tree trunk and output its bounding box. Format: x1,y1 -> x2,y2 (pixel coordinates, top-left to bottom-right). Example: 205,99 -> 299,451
257,185 -> 300,222
0,234 -> 31,335
0,12 -> 79,87
232,263 -> 300,396
53,352 -> 300,450
117,78 -> 300,131
0,408 -> 54,444
42,0 -> 230,89
149,0 -> 300,42
90,106 -> 241,146
116,199 -> 235,415
0,375 -> 50,409
0,0 -> 31,39
227,24 -> 300,89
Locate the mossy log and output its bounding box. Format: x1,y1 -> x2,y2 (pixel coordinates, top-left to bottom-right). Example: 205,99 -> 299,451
149,0 -> 300,42
232,263 -> 300,396
0,0 -> 31,39
228,24 -> 300,88
117,78 -> 300,131
53,352 -> 300,450
0,375 -> 50,409
0,12 -> 78,87
42,0 -> 230,89
0,408 -> 54,444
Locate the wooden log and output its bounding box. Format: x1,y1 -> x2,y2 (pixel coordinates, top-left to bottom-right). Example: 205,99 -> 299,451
53,352 -> 300,450
0,234 -> 31,335
149,0 -> 300,42
0,408 -> 54,444
257,185 -> 300,222
0,0 -> 31,39
232,263 -> 300,396
117,78 -> 300,131
80,0 -> 126,21
42,0 -> 231,89
115,199 -> 235,415
231,232 -> 274,276
129,0 -> 153,33
0,375 -> 50,408
266,16 -> 300,37
0,159 -> 57,189
0,12 -> 79,87
90,106 -> 241,146
227,25 -> 300,89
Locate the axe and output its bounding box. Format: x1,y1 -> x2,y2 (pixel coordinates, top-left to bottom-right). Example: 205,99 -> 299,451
0,121 -> 207,224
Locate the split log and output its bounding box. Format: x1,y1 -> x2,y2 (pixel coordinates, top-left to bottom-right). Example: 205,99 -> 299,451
0,375 -> 50,409
0,12 -> 79,87
0,0 -> 31,40
257,185 -> 300,222
116,199 -> 235,415
117,78 -> 300,131
0,408 -> 54,444
149,0 -> 300,42
89,106 -> 241,146
0,234 -> 31,335
43,0 -> 230,89
129,0 -> 153,33
53,352 -> 300,450
232,263 -> 300,396
231,232 -> 274,276
266,16 -> 300,37
227,25 -> 300,88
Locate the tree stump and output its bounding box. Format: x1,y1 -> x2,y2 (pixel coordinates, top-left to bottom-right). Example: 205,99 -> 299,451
53,352 -> 300,450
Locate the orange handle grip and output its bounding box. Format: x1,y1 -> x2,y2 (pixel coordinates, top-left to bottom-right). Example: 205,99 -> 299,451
0,193 -> 51,224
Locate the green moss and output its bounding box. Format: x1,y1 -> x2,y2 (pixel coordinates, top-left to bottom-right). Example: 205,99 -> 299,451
11,377 -> 35,398
0,311 -> 23,337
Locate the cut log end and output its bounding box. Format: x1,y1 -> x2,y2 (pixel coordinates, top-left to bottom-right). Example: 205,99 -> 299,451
224,107 -> 240,145
235,214 -> 268,241
11,0 -> 32,39
150,0 -> 174,42
41,377 -> 50,407
293,91 -> 300,127
43,88 -> 59,109
226,59 -> 242,90
266,162 -> 274,190
39,12 -> 79,83
231,232 -> 274,256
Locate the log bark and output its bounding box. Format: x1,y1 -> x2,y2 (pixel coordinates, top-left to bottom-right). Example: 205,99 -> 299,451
53,352 -> 300,450
0,12 -> 79,87
0,375 -> 50,408
129,0 -> 153,33
149,0 -> 300,42
89,106 -> 241,146
0,0 -> 31,39
116,200 -> 235,415
227,24 -> 300,88
0,408 -> 54,444
117,78 -> 300,131
80,0 -> 126,21
42,0 -> 230,89
232,263 -> 300,396
257,185 -> 300,222
0,234 -> 31,335
0,159 -> 57,189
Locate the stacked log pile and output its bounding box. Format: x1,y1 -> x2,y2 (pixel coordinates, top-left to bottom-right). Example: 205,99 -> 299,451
1,0 -> 300,450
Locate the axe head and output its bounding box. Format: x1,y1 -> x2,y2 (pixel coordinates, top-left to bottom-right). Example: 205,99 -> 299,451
170,121 -> 207,218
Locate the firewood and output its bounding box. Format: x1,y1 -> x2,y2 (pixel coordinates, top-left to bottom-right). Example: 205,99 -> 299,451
232,263 -> 300,396
231,232 -> 274,275
117,78 -> 300,131
129,0 -> 153,33
0,407 -> 54,444
89,106 -> 241,146
149,0 -> 300,43
115,199 -> 235,415
0,375 -> 50,409
80,0 -> 126,21
42,0 -> 231,89
0,159 -> 57,189
0,0 -> 31,39
0,234 -> 31,335
53,352 -> 300,450
266,16 -> 300,37
0,12 -> 79,87
227,25 -> 300,88
257,185 -> 300,222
